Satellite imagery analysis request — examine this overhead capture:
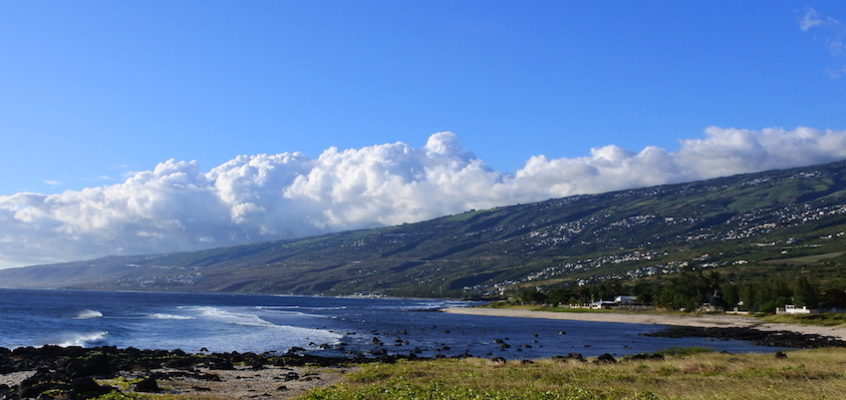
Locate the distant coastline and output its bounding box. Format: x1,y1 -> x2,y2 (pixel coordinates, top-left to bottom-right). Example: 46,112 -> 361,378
441,307 -> 846,341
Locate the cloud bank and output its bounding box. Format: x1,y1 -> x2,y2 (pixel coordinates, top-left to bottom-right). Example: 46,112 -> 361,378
2,126 -> 846,267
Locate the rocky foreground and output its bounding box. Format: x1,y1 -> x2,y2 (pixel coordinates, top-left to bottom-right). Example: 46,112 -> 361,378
0,345 -> 420,400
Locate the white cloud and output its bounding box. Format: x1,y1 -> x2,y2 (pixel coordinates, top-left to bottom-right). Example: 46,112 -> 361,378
1,127 -> 846,268
43,180 -> 60,186
799,8 -> 827,32
799,8 -> 846,77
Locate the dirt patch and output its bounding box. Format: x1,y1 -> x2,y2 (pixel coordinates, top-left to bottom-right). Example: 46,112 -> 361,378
158,365 -> 349,399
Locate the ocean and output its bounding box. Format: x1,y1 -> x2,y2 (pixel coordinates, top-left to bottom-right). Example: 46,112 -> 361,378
0,289 -> 783,359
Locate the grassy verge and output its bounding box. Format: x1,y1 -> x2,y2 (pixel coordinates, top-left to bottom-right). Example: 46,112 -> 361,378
298,348 -> 846,400
482,303 -> 701,316
760,312 -> 846,327
483,302 -> 634,314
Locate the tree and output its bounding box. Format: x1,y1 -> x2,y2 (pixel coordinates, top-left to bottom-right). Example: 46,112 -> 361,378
546,288 -> 571,306
632,281 -> 655,304
793,275 -> 820,308
721,283 -> 740,308
821,287 -> 846,309
518,289 -> 548,305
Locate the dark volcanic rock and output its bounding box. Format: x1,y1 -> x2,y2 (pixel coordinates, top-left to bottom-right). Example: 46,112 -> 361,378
71,353 -> 114,378
489,357 -> 506,365
553,353 -> 586,362
0,343 -> 429,400
70,376 -> 113,398
162,357 -> 197,370
133,377 -> 161,393
205,358 -> 235,370
594,353 -> 617,364
644,326 -> 846,348
623,353 -> 665,361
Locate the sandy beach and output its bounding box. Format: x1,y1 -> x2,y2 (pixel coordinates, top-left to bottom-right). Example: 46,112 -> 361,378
442,307 -> 846,340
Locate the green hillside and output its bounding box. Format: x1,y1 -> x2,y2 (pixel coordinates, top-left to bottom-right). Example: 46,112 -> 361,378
3,160 -> 846,298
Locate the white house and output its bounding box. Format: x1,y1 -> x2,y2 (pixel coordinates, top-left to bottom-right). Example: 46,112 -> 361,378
775,304 -> 818,314
614,295 -> 638,305
590,300 -> 618,309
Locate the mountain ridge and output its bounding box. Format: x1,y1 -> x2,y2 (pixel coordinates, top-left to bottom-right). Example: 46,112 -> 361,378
3,159 -> 846,297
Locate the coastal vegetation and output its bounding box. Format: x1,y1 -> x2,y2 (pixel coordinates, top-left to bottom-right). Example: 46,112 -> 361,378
760,312 -> 846,327
511,271 -> 844,314
300,348 -> 846,400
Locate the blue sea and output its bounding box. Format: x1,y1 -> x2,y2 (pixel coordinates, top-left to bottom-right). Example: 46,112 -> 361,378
0,289 -> 783,359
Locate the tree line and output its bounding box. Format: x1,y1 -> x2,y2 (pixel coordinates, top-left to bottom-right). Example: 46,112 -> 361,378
516,270 -> 846,313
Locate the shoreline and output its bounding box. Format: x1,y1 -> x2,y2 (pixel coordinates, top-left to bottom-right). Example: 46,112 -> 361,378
441,307 -> 846,340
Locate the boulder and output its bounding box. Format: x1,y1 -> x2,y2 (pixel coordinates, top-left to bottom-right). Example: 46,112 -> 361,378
624,353 -> 664,361
162,357 -> 196,370
559,353 -> 586,362
133,377 -> 161,393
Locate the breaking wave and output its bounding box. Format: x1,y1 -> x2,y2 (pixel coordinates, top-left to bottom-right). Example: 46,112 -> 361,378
73,310 -> 103,319
186,306 -> 280,328
58,331 -> 109,347
149,313 -> 194,320
182,306 -> 342,343
256,305 -> 347,311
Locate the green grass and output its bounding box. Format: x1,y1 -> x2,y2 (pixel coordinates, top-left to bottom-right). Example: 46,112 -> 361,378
89,391 -> 206,400
656,347 -> 713,357
761,251 -> 846,265
483,303 -> 620,313
533,307 -> 620,314
302,381 -> 657,400
96,377 -> 143,391
483,303 -> 696,317
297,349 -> 846,400
90,394 -> 156,400
760,312 -> 846,327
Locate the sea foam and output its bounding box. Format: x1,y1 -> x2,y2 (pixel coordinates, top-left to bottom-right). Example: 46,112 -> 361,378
73,310 -> 103,319
187,306 -> 280,328
149,313 -> 194,320
58,331 -> 109,347
183,306 -> 342,343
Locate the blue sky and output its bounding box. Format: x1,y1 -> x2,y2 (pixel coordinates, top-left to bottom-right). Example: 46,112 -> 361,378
2,1 -> 846,266
2,1 -> 844,195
